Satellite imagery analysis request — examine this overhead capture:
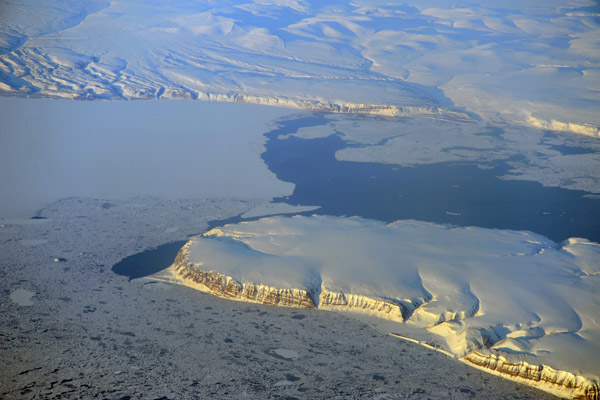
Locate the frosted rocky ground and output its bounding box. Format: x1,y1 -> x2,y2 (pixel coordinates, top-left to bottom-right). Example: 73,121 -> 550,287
1,197 -> 559,399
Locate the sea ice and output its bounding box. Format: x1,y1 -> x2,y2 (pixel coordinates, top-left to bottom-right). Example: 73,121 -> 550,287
0,97 -> 294,217
9,288 -> 35,306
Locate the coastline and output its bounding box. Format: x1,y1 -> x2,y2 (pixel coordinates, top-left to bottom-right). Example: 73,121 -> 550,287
0,197 -> 560,399
166,237 -> 599,400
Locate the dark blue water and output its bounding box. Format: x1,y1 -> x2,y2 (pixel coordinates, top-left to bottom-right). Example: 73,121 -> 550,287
113,113 -> 600,279
549,144 -> 595,156
261,115 -> 600,243
112,240 -> 187,280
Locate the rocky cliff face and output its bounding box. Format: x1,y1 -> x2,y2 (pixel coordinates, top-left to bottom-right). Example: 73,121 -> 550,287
197,92 -> 473,121
170,237 -> 599,400
173,241 -> 316,309
462,352 -> 599,400
172,240 -> 424,319
318,289 -> 412,322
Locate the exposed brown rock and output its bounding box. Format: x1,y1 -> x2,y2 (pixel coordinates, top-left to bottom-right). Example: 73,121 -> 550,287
462,352 -> 599,400
171,238 -> 599,400
173,241 -> 316,309
319,290 -> 407,322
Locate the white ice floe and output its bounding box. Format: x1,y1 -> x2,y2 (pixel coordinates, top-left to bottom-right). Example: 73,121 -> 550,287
9,288 -> 35,306
171,215 -> 600,398
1,0 -> 598,134
272,348 -> 299,360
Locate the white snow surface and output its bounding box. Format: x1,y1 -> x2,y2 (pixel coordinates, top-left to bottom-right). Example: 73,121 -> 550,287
1,0 -> 599,134
188,215 -> 600,381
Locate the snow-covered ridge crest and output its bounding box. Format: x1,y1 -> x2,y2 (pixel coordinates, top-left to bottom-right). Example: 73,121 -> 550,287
164,215 -> 600,399
526,116 -> 600,138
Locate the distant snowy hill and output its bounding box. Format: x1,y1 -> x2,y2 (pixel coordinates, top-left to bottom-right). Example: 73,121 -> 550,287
1,0 -> 599,135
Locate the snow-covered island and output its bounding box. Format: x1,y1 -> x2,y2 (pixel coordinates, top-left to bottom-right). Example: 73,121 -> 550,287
161,215 -> 600,399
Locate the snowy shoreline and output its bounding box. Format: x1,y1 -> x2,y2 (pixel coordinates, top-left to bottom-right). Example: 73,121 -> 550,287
166,215 -> 600,399
0,197 -> 560,399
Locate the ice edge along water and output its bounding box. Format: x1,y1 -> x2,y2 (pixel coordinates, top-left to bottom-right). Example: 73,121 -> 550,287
152,215 -> 600,400
5,90 -> 600,138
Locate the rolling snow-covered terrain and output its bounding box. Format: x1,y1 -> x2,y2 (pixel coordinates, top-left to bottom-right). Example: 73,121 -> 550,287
1,0 -> 599,134
166,215 -> 600,399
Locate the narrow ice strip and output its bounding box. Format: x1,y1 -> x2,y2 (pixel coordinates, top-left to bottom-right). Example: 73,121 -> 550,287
241,202 -> 320,218
168,215 -> 600,399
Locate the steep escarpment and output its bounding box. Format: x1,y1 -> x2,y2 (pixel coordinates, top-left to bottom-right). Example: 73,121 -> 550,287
164,215 -> 600,400
462,352 -> 599,400
172,239 -> 429,320
198,93 -> 473,121
173,241 -> 317,309
170,245 -> 600,400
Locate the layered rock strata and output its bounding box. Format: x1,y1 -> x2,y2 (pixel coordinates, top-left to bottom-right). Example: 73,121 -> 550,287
462,352 -> 599,400
173,242 -> 600,400
173,240 -> 417,320
173,241 -> 316,309
167,216 -> 600,400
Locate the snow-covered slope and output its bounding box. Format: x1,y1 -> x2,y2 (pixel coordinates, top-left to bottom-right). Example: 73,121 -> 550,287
1,0 -> 599,134
166,215 -> 600,399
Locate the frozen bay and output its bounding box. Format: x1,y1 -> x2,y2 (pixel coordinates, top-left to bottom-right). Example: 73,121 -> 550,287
2,97 -> 599,399
0,97 -> 293,217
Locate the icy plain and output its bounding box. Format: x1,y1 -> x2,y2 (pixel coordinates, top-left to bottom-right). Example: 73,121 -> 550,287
0,97 -> 293,217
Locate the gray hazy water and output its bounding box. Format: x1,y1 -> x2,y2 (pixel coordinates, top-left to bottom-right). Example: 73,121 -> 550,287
0,97 -> 292,217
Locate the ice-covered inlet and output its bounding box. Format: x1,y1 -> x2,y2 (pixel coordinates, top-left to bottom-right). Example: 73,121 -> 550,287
167,215 -> 600,399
